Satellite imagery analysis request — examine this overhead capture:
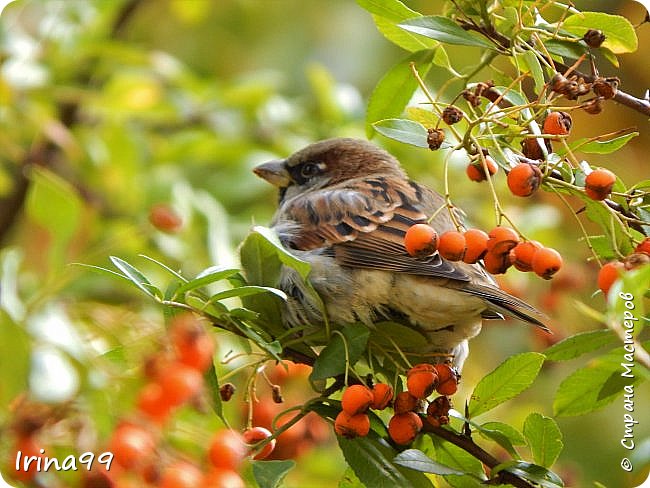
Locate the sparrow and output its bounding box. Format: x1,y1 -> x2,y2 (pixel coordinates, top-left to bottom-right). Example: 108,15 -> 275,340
253,138 -> 548,370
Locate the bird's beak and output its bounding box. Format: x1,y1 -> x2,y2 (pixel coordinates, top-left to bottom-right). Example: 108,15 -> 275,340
253,159 -> 292,187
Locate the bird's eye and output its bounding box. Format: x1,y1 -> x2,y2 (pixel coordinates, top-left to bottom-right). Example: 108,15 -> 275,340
300,162 -> 321,178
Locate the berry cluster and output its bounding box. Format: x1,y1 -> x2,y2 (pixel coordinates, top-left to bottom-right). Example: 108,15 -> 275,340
334,363 -> 458,447
598,238 -> 650,296
404,223 -> 562,279
101,313 -> 280,487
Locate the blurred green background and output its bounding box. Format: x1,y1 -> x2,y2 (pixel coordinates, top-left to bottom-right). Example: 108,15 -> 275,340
0,1 -> 649,487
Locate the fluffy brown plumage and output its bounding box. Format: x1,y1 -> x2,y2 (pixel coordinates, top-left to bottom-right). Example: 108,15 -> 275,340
254,138 -> 548,370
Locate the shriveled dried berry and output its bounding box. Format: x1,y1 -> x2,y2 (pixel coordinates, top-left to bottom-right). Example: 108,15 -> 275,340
427,128 -> 445,150
442,106 -> 464,125
583,97 -> 603,115
220,383 -> 236,402
583,29 -> 606,48
592,77 -> 619,99
393,391 -> 420,414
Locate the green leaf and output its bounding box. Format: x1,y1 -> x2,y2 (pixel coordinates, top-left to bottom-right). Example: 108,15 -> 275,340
310,324 -> 370,380
544,329 -> 616,361
252,460 -> 296,488
399,16 -> 494,49
338,433 -> 433,488
371,321 -> 429,349
0,311 -> 31,408
252,226 -> 312,280
431,436 -> 487,486
373,118 -> 429,148
175,265 -> 240,295
562,12 -> 637,54
553,347 -> 646,417
109,256 -> 162,299
568,132 -> 638,155
204,361 -> 226,423
366,50 -> 434,137
339,467 -> 365,488
610,265 -> 650,336
493,461 -> 564,488
518,51 -> 545,94
208,285 -> 287,303
393,449 -> 466,475
544,39 -> 587,60
469,352 -> 545,417
476,421 -> 526,457
26,167 -> 82,270
356,0 -> 437,52
523,413 -> 563,468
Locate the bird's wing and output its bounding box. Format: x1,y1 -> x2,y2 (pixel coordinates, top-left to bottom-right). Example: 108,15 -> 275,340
281,176 -> 470,282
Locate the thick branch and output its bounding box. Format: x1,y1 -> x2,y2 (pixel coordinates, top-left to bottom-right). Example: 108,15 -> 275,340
423,421 -> 536,488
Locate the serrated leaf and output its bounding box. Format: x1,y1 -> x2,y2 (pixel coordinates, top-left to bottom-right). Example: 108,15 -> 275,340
523,413 -> 563,468
252,460 -> 296,488
469,352 -> 545,417
544,329 -> 616,361
569,132 -> 638,155
553,356 -> 642,416
338,433 -> 433,488
109,256 -> 161,299
175,265 -> 240,295
373,118 -> 429,148
562,12 -> 637,54
366,50 -> 434,137
393,449 -> 466,475
493,461 -> 564,488
310,324 -> 370,380
399,16 -> 494,49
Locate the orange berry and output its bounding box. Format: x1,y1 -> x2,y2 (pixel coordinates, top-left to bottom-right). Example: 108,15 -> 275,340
243,427 -> 276,460
507,163 -> 543,197
542,111 -> 572,137
438,231 -> 467,261
532,247 -> 563,279
388,412 -> 423,445
370,383 -> 393,410
635,237 -> 650,255
203,469 -> 245,488
12,436 -> 40,482
341,384 -> 373,415
207,429 -> 246,471
404,224 -> 438,258
433,364 -> 459,396
393,391 -> 420,414
483,250 -> 513,274
334,411 -> 370,438
108,423 -> 156,470
159,461 -> 203,488
466,156 -> 498,182
136,382 -> 173,424
463,228 -> 489,263
149,204 -> 183,233
585,168 -> 616,201
487,226 -> 520,255
598,261 -> 625,296
170,313 -> 215,373
510,241 -> 542,272
406,364 -> 439,399
159,363 -> 203,407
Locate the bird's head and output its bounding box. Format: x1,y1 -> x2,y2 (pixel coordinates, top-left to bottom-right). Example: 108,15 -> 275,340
253,138 -> 405,202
